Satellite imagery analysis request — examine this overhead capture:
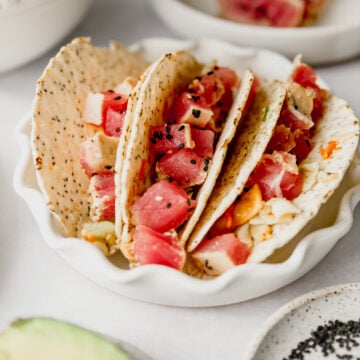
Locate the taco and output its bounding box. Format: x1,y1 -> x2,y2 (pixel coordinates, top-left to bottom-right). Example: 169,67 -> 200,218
116,50 -> 259,270
31,37 -> 149,255
188,59 -> 359,276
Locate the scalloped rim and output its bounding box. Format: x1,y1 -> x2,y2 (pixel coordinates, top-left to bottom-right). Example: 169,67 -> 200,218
13,38 -> 360,307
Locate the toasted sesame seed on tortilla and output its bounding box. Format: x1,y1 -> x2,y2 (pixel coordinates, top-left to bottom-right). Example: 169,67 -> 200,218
31,37 -> 149,238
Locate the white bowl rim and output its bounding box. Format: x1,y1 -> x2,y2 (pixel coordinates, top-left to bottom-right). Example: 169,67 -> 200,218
171,0 -> 360,35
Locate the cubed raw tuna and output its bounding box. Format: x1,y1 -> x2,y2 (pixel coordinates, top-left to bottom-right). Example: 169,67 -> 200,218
79,133 -> 119,177
192,233 -> 251,275
88,172 -> 115,222
188,73 -> 225,106
150,123 -> 194,155
83,90 -> 128,137
131,180 -> 196,233
156,149 -> 210,187
191,128 -> 215,158
133,225 -> 186,270
172,92 -> 213,128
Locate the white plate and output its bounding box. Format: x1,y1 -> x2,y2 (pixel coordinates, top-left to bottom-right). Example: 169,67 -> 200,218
13,38 -> 360,307
151,0 -> 360,65
247,283 -> 360,360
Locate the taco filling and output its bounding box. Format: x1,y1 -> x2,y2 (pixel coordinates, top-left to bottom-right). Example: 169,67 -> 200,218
189,60 -> 358,276
79,78 -> 138,255
128,65 -> 242,269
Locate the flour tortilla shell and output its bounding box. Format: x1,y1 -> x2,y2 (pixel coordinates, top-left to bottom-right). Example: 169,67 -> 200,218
248,95 -> 360,263
186,80 -> 287,252
117,51 -> 202,261
31,37 -> 148,238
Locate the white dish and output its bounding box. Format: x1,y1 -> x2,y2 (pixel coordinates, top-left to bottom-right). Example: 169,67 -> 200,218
247,283 -> 360,360
13,38 -> 360,307
151,0 -> 360,65
0,0 -> 93,73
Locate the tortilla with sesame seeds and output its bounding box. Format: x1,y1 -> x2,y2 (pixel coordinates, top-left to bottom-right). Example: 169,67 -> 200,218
31,37 -> 148,241
186,80 -> 288,253
187,81 -> 359,275
247,95 -> 359,263
116,50 -> 203,261
117,51 -> 257,265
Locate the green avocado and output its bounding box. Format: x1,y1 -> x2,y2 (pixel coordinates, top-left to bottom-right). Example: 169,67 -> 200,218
0,318 -> 131,360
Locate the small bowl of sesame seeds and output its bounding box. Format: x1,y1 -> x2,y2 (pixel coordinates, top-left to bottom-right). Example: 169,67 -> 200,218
248,283 -> 360,360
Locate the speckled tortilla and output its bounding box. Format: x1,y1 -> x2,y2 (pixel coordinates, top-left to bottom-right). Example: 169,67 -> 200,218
248,95 -> 360,263
117,51 -> 202,261
186,80 -> 287,252
31,37 -> 148,238
179,70 -> 255,246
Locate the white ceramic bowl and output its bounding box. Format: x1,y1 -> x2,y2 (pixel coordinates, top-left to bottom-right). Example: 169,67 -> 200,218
13,38 -> 360,307
247,283 -> 360,360
0,0 -> 93,73
151,0 -> 360,65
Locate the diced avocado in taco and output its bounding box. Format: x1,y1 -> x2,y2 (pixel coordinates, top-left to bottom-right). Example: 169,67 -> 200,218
31,37 -> 149,255
188,59 -> 359,276
116,51 -> 257,270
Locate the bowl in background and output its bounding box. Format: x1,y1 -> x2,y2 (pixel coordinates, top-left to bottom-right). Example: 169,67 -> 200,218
151,0 -> 360,64
0,0 -> 93,73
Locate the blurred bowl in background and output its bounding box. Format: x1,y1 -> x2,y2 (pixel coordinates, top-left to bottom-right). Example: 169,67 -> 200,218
151,0 -> 360,64
0,0 -> 93,73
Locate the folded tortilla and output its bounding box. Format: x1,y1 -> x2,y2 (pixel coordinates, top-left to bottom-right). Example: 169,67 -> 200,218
187,76 -> 359,267
31,37 -> 148,239
116,50 -> 256,263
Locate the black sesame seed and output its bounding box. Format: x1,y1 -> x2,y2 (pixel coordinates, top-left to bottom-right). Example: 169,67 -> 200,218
105,165 -> 112,170
191,95 -> 201,103
153,131 -> 163,140
166,134 -> 173,140
178,143 -> 185,149
115,127 -> 120,133
114,95 -> 122,100
190,159 -> 197,164
207,71 -> 214,76
284,319 -> 360,360
192,109 -> 201,118
166,202 -> 172,208
165,124 -> 171,133
178,125 -> 185,131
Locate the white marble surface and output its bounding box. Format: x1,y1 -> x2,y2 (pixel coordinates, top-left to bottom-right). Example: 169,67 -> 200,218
1,1 -> 360,359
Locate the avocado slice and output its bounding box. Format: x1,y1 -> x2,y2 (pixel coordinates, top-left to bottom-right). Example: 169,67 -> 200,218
0,318 -> 131,360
